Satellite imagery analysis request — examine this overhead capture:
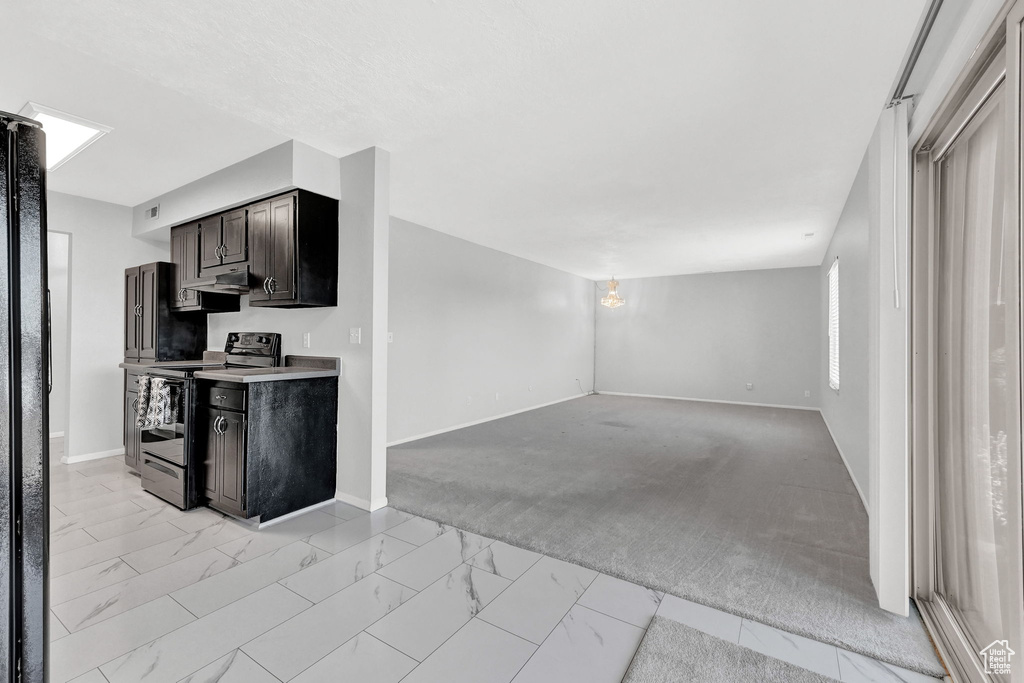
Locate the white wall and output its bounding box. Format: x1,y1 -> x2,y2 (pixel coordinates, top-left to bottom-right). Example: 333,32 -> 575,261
47,232 -> 71,436
819,153 -> 871,506
595,268 -> 820,409
387,218 -> 596,444
47,192 -> 166,459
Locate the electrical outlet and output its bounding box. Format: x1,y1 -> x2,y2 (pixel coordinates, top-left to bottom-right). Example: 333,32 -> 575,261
529,384 -> 533,392
804,390 -> 811,397
302,332 -> 311,349
746,383 -> 754,391
349,327 -> 361,344
387,332 -> 394,343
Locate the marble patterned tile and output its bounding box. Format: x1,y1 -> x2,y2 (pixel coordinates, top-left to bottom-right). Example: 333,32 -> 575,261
216,510 -> 342,563
54,488 -> 162,516
477,555 -> 597,645
119,518 -> 252,573
368,564 -> 511,661
50,484 -> 117,506
376,528 -> 493,591
465,541 -> 542,581
97,476 -> 142,492
101,584 -> 310,683
383,515 -> 450,546
50,557 -> 140,606
51,522 -> 187,578
837,649 -> 942,683
54,548 -> 239,631
172,541 -> 326,617
577,574 -> 663,628
51,501 -> 146,535
50,505 -> 67,519
50,611 -> 69,641
68,671 -> 109,683
83,505 -> 184,541
656,594 -> 743,643
402,618 -> 536,683
305,507 -> 412,554
512,604 -> 645,683
318,499 -> 369,521
242,573 -> 416,681
167,507 -> 240,533
51,528 -> 98,555
291,632 -> 417,683
280,532 -> 417,603
50,596 -> 195,683
178,650 -> 278,683
739,619 -> 842,679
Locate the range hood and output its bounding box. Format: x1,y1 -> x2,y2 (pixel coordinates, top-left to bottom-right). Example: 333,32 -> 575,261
190,267 -> 250,294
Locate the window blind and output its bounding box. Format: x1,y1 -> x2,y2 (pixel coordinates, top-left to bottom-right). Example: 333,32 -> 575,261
828,259 -> 840,390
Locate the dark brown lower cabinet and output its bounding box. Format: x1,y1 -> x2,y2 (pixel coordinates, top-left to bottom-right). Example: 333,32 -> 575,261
124,371 -> 141,471
202,406 -> 246,517
197,377 -> 338,522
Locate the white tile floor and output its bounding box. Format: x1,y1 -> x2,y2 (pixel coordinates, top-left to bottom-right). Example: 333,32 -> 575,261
47,440 -> 942,682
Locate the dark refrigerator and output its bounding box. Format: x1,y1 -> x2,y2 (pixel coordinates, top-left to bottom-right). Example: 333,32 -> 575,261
1,110 -> 49,682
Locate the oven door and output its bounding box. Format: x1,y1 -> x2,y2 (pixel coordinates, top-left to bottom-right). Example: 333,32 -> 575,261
139,376 -> 190,467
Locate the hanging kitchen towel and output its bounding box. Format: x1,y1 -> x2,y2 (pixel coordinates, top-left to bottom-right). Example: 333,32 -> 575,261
136,377 -> 178,429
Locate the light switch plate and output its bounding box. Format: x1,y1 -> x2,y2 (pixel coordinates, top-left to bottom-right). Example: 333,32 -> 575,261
302,332 -> 311,348
349,327 -> 361,344
745,383 -> 753,391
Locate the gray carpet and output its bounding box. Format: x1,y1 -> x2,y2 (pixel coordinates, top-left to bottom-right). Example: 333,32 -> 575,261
387,394 -> 945,677
624,617 -> 836,682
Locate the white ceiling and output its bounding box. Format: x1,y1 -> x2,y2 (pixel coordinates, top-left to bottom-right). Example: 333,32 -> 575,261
6,1 -> 926,279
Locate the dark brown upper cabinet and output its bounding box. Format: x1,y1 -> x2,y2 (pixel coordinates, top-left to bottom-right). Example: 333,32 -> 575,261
200,209 -> 247,272
171,223 -> 240,313
248,190 -> 337,308
124,262 -> 207,362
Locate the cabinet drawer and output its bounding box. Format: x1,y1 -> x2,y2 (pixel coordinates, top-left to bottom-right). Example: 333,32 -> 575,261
140,455 -> 186,509
203,386 -> 245,411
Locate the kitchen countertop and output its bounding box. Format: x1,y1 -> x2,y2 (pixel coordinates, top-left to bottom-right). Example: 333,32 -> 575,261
193,366 -> 340,383
119,360 -> 225,372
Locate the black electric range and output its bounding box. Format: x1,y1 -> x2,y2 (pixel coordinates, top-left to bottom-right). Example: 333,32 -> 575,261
137,332 -> 281,509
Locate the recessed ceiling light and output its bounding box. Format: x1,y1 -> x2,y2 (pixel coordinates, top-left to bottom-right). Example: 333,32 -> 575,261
18,102 -> 112,171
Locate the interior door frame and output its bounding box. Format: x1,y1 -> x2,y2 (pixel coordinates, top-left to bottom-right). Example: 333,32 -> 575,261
911,2 -> 1024,680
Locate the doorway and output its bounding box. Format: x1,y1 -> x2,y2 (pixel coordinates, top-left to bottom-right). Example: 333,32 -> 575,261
48,231 -> 71,465
912,14 -> 1024,682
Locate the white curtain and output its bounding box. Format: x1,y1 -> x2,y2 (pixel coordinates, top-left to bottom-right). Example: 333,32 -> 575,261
935,87 -> 1021,654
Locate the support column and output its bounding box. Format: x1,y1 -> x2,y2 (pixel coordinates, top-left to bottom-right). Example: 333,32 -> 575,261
335,147 -> 390,510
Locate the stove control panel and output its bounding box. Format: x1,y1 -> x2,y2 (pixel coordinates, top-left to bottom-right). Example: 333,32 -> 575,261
224,332 -> 281,365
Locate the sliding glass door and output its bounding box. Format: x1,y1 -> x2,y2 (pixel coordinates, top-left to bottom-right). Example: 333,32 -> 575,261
913,21 -> 1024,682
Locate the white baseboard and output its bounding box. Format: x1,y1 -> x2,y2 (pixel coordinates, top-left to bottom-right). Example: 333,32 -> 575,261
333,491 -> 389,512
49,431 -> 65,439
61,448 -> 124,465
257,499 -> 334,529
819,413 -> 869,513
597,391 -> 819,412
386,394 -> 588,447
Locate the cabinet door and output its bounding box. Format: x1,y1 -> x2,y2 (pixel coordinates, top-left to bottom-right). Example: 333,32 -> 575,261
269,195 -> 295,301
170,227 -> 187,309
124,390 -> 139,470
202,408 -> 221,502
138,263 -> 159,360
181,223 -> 201,306
220,209 -> 247,265
124,267 -> 141,358
199,216 -> 223,270
218,412 -> 246,515
248,201 -> 271,302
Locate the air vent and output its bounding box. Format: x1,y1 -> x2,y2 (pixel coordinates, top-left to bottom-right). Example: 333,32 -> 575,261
146,205 -> 160,219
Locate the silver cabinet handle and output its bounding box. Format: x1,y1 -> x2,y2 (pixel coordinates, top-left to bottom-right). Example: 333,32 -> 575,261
263,277 -> 270,294
178,288 -> 186,301
131,398 -> 139,411
215,395 -> 227,400
135,304 -> 143,316
213,416 -> 224,435
268,277 -> 276,294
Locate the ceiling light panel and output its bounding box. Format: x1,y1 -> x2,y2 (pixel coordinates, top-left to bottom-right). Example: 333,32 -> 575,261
18,102 -> 112,171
